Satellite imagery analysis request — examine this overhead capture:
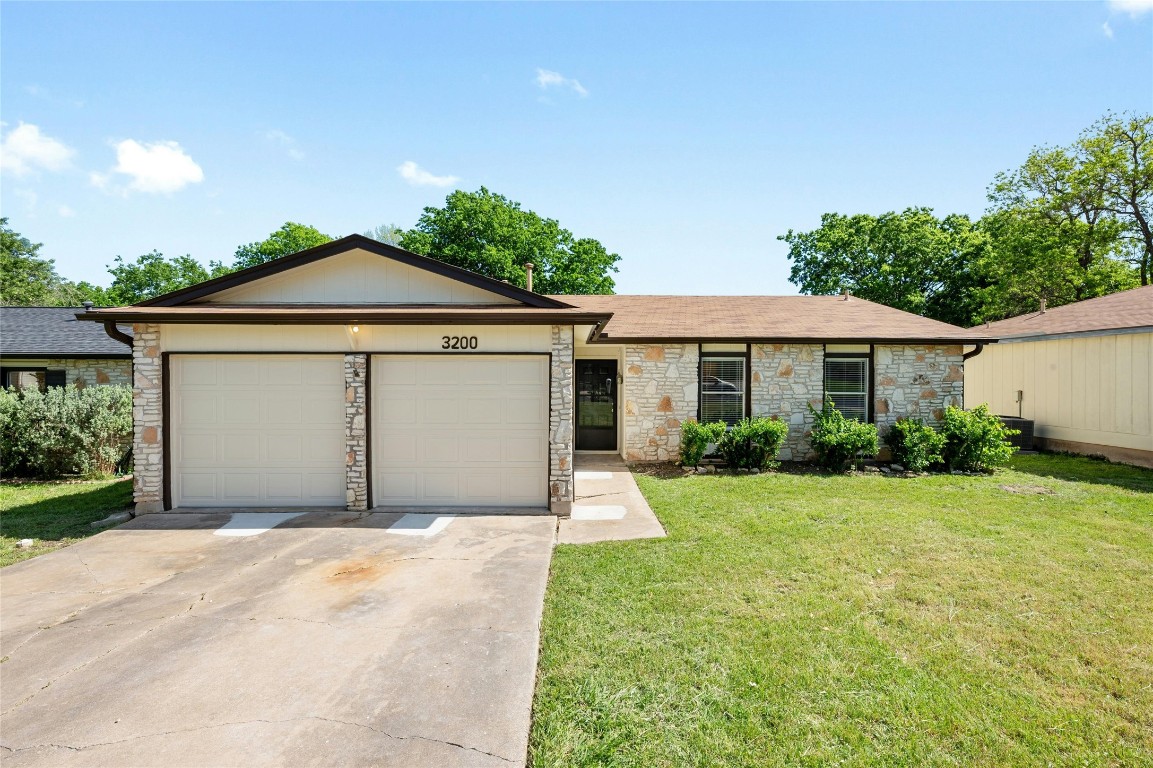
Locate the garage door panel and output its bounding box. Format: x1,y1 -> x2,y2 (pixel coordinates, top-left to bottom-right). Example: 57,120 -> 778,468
373,355 -> 548,507
171,355 -> 344,508
505,471 -> 545,504
222,397 -> 260,424
220,359 -> 261,386
220,434 -> 261,463
505,396 -> 546,424
422,473 -> 460,501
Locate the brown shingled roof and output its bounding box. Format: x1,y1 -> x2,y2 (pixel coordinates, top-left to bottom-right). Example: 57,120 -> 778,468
977,285 -> 1153,339
557,295 -> 989,343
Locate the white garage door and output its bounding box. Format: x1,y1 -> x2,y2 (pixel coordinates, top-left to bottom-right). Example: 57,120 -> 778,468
373,356 -> 549,507
170,355 -> 346,507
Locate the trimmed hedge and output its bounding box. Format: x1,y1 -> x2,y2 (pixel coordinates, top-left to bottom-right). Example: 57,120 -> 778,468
715,417 -> 790,471
885,417 -> 947,472
0,384 -> 132,479
940,404 -> 1018,472
808,399 -> 879,472
680,420 -> 727,468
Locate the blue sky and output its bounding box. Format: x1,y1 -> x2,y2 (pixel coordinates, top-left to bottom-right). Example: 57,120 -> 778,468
2,1 -> 1151,296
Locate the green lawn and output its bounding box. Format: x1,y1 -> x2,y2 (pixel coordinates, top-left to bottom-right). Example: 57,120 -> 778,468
0,478 -> 133,567
531,454 -> 1153,767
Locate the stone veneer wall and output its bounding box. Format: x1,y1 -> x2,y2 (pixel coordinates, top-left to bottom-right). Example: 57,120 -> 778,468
749,344 -> 825,461
2,357 -> 132,388
132,324 -> 164,514
873,345 -> 965,434
344,353 -> 368,511
549,325 -> 574,514
623,344 -> 699,461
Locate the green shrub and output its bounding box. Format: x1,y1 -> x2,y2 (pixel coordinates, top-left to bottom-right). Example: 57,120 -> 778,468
0,384 -> 132,479
940,404 -> 1018,472
715,417 -> 790,471
884,417 -> 947,472
808,399 -> 879,472
679,419 -> 726,467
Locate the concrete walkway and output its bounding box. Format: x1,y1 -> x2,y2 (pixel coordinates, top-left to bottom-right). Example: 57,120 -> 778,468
0,512 -> 555,767
557,455 -> 667,545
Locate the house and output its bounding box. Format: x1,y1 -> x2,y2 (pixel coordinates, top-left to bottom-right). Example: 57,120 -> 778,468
78,235 -> 989,514
965,285 -> 1153,469
0,305 -> 133,391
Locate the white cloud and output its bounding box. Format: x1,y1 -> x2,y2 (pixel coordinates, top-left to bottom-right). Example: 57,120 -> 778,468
58,204 -> 76,218
397,160 -> 459,188
1103,20 -> 1115,36
1109,0 -> 1153,16
263,129 -> 305,160
535,68 -> 588,98
0,123 -> 76,177
93,139 -> 204,194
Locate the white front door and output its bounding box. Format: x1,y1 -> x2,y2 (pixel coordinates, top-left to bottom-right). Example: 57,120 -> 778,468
170,355 -> 346,507
372,355 -> 549,507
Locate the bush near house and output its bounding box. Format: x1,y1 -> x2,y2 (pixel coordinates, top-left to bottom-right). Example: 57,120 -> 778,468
715,417 -> 790,471
940,404 -> 1018,472
679,420 -> 727,468
808,399 -> 880,471
885,417 -> 948,471
0,384 -> 132,479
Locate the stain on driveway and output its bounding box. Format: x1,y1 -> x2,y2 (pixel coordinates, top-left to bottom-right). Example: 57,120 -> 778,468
0,512 -> 556,767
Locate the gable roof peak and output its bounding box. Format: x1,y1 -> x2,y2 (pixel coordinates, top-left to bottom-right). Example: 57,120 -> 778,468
136,234 -> 571,309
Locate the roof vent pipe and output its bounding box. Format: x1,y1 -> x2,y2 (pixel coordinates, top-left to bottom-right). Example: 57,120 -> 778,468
1039,297 -> 1047,314
842,288 -> 851,301
525,263 -> 534,293
82,300 -> 94,310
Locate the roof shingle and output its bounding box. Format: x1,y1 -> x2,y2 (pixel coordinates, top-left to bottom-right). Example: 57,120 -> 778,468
977,285 -> 1153,339
557,295 -> 988,342
0,307 -> 133,357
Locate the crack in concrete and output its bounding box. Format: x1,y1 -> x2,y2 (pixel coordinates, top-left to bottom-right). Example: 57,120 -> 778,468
1,715 -> 517,764
73,551 -> 102,588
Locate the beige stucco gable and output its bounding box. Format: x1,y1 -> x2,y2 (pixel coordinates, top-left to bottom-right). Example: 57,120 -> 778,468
198,248 -> 521,305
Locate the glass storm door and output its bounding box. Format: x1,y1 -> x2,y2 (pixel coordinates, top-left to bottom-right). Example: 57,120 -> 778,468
576,359 -> 617,451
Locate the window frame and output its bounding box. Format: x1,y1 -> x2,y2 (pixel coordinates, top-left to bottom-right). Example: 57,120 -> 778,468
822,350 -> 873,424
697,348 -> 750,427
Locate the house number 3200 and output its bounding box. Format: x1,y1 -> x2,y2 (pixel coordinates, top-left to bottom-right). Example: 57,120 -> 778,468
441,335 -> 479,350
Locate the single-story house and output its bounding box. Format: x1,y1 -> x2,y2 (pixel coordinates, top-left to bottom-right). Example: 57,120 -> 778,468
965,285 -> 1153,468
0,305 -> 133,391
78,235 -> 990,515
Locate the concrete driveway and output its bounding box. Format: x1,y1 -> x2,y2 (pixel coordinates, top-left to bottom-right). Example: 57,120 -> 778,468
0,511 -> 555,768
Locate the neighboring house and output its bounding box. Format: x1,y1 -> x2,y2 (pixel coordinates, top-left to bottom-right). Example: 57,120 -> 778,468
79,235 -> 988,514
0,306 -> 133,391
965,285 -> 1153,469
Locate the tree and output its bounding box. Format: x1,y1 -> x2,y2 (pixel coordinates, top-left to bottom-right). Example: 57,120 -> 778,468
0,218 -> 105,306
363,224 -> 404,246
1080,113 -> 1152,285
231,222 -> 333,271
779,208 -> 989,326
399,187 -> 620,294
105,251 -> 212,305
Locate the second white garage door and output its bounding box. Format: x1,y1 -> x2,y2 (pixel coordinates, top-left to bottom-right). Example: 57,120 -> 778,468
372,355 -> 549,507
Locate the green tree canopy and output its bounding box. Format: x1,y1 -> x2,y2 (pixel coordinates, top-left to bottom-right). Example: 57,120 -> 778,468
399,187 -> 619,294
105,252 -> 212,305
0,218 -> 107,306
231,222 -> 333,271
779,208 -> 990,326
362,224 -> 404,246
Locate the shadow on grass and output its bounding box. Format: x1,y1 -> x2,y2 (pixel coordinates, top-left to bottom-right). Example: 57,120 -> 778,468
1008,453 -> 1153,494
0,479 -> 134,543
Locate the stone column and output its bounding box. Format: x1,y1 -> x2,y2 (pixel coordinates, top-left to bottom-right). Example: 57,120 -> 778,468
344,353 -> 369,511
549,325 -> 574,516
750,343 -> 825,461
132,323 -> 164,514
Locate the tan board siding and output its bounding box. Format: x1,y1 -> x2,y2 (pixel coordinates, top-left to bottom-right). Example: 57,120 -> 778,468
965,333 -> 1153,454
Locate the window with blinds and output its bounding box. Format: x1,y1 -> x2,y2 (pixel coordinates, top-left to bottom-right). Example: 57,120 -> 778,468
824,357 -> 870,422
700,357 -> 745,426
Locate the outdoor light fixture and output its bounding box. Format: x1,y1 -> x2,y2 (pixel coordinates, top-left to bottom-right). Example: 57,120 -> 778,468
351,324 -> 360,333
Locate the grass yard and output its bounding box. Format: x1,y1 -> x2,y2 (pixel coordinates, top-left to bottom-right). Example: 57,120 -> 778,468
0,478 -> 133,567
530,455 -> 1153,767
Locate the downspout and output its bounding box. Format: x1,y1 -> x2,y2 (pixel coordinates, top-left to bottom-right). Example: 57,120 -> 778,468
103,321 -> 134,348
962,343 -> 985,361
